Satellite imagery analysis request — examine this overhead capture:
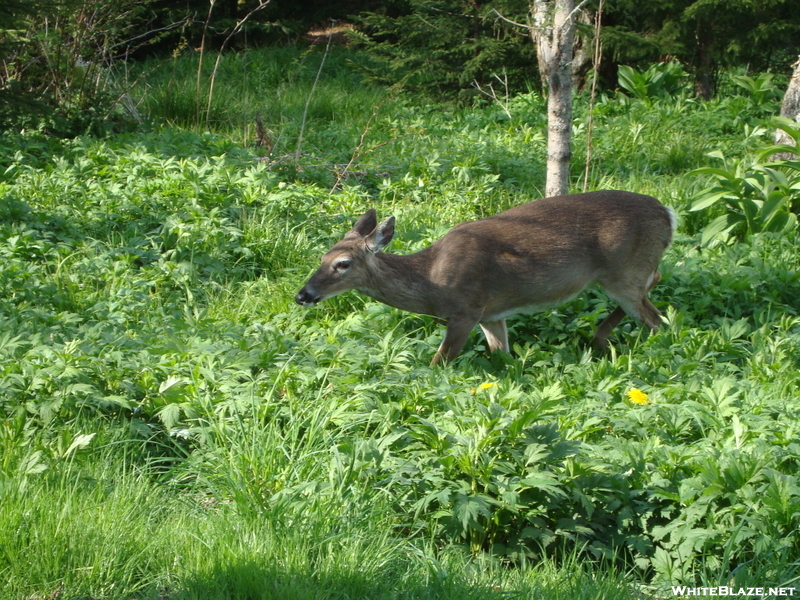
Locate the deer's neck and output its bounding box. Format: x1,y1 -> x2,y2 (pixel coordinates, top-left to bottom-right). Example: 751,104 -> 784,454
358,249 -> 438,316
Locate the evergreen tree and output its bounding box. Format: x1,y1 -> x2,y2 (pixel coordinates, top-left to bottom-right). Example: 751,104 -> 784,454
601,0 -> 800,98
352,0 -> 538,98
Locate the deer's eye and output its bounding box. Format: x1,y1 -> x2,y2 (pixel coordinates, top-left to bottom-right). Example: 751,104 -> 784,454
333,259 -> 352,272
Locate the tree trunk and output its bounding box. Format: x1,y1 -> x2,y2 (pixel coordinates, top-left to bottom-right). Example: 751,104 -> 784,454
774,55 -> 800,161
694,21 -> 714,100
570,8 -> 593,92
532,0 -> 575,197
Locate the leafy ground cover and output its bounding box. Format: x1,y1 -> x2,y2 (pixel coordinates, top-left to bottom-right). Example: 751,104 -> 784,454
1,46 -> 799,599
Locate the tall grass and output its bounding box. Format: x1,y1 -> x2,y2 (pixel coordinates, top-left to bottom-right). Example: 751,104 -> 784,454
133,46 -> 391,161
0,418 -> 645,600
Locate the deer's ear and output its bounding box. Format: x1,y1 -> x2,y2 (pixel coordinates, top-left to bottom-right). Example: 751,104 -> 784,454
365,217 -> 395,253
351,209 -> 378,237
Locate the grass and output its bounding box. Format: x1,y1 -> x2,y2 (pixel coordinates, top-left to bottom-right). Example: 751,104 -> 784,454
130,45 -> 392,161
1,422 -> 643,600
1,44 -> 799,598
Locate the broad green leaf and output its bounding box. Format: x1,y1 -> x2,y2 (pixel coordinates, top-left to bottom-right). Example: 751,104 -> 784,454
523,443 -> 550,466
700,213 -> 743,245
763,210 -> 797,234
757,145 -> 799,162
689,166 -> 737,181
452,493 -> 491,531
784,212 -> 798,233
760,190 -> 791,226
737,197 -> 760,228
688,188 -> 731,211
761,167 -> 789,187
159,376 -> 186,394
65,433 -> 96,457
18,451 -> 48,476
520,470 -> 566,498
772,117 -> 800,145
157,403 -> 183,430
617,66 -> 638,95
508,409 -> 543,438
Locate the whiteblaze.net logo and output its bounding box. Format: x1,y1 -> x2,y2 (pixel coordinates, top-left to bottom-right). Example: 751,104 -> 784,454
671,587 -> 796,597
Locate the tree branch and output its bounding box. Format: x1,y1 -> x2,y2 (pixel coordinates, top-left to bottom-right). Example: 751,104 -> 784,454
490,9 -> 531,32
563,0 -> 593,29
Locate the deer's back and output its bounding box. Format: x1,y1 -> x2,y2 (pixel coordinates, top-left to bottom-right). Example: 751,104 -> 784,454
426,191 -> 674,318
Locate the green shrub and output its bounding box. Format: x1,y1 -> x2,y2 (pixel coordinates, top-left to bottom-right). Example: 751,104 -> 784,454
688,119 -> 800,244
617,61 -> 691,104
730,73 -> 781,110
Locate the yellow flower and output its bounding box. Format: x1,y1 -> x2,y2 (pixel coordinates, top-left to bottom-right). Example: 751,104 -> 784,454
626,388 -> 649,405
471,382 -> 497,395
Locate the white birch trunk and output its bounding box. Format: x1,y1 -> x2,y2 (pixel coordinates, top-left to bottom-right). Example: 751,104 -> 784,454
532,0 -> 576,197
774,55 -> 800,161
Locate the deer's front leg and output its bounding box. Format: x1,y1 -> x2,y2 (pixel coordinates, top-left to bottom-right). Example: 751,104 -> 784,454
431,314 -> 481,366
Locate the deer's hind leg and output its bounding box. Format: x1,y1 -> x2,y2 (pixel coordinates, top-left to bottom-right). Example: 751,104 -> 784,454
480,319 -> 509,353
595,270 -> 662,348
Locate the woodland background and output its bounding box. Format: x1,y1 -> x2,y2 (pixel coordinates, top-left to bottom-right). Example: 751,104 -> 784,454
2,0 -> 800,131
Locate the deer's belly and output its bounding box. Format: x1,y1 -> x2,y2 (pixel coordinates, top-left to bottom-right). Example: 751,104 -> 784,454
482,291 -> 584,322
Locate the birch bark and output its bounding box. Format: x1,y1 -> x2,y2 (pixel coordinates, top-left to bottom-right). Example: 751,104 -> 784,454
773,56 -> 800,161
532,0 -> 576,197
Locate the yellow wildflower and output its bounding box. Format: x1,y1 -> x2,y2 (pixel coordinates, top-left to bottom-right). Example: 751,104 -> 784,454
626,388 -> 649,405
471,382 -> 497,394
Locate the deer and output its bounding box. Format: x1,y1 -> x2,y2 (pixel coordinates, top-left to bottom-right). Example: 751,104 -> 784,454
295,190 -> 677,366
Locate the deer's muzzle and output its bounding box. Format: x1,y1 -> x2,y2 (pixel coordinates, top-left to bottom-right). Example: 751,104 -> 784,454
295,288 -> 321,306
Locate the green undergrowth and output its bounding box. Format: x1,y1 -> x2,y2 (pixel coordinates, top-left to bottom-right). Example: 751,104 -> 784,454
2,47 -> 800,598
2,432 -> 640,600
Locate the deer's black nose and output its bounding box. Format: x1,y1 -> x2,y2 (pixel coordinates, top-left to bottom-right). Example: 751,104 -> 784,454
295,289 -> 320,306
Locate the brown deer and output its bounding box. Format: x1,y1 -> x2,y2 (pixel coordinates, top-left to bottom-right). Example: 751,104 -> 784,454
296,190 -> 677,365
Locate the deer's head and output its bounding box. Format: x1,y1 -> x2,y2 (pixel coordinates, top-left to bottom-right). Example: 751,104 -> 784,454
295,209 -> 395,306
